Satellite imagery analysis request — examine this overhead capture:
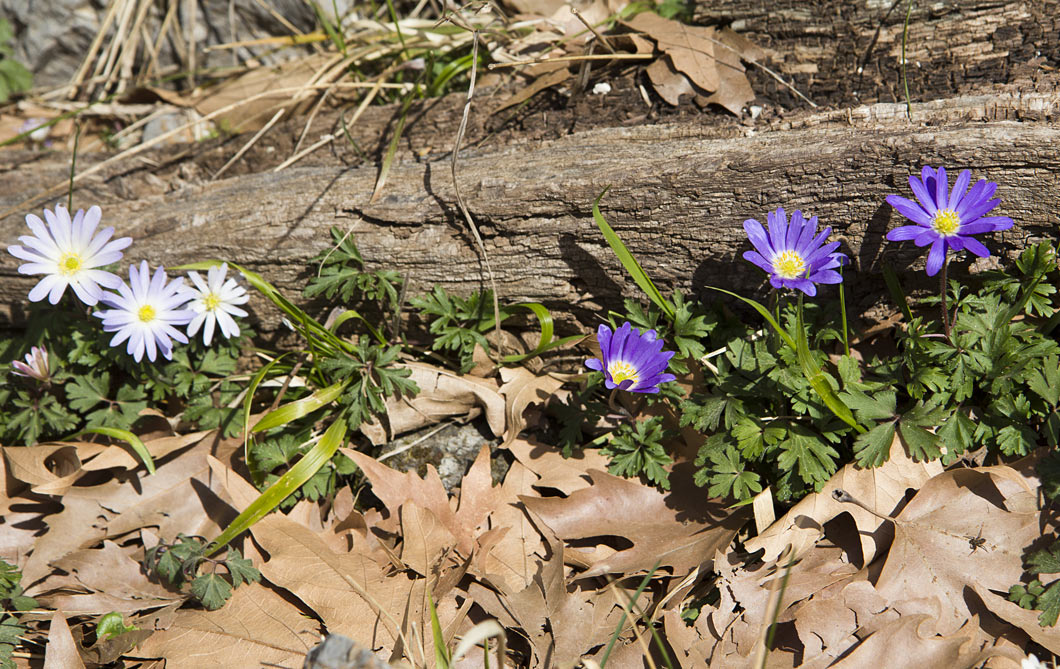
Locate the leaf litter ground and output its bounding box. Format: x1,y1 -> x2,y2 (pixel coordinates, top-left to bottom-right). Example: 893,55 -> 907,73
1,362 -> 1054,667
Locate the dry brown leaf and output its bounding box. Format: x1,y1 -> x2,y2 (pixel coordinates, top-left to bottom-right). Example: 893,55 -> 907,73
522,469 -> 747,578
874,466 -> 1040,637
827,614 -> 981,668
361,362 -> 506,445
399,502 -> 456,577
44,610 -> 86,669
471,460 -> 545,593
343,444 -> 500,557
627,12 -> 718,93
249,513 -> 454,661
646,57 -> 696,106
697,28 -> 758,115
43,540 -> 179,615
974,584 -> 1060,657
498,367 -> 564,446
22,435 -> 240,589
3,444 -> 88,496
505,437 -> 609,494
132,582 -> 319,666
746,433 -> 943,564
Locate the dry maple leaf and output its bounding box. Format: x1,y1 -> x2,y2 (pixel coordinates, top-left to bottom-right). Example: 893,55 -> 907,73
521,469 -> 747,578
627,12 -> 719,93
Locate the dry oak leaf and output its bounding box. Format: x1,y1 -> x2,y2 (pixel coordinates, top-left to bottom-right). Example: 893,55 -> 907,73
505,437 -> 610,495
697,28 -> 760,115
873,465 -> 1040,637
131,582 -> 319,668
343,443 -> 501,557
44,610 -> 87,669
826,614 -> 1007,669
974,583 -> 1060,657
469,459 -> 545,594
498,366 -> 564,447
43,540 -> 180,616
746,433 -> 943,564
521,469 -> 747,578
361,361 -> 506,445
627,12 -> 719,93
21,433 -> 239,590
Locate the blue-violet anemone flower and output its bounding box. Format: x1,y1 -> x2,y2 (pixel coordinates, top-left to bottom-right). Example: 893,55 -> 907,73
885,165 -> 1013,276
93,261 -> 195,363
585,321 -> 676,393
7,204 -> 132,306
742,208 -> 846,296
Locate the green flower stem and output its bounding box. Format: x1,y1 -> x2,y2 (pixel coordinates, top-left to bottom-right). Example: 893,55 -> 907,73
940,254 -> 952,343
839,264 -> 850,356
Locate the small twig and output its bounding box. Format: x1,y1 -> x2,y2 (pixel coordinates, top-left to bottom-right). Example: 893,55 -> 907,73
446,20 -> 505,358
571,7 -> 615,54
832,488 -> 897,523
705,34 -> 817,108
271,132 -> 335,173
377,422 -> 451,463
901,0 -> 914,119
212,108 -> 286,180
488,52 -> 653,69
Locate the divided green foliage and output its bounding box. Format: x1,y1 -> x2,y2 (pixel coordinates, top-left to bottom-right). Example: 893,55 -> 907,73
411,285 -> 507,373
1010,539 -> 1060,627
0,559 -> 36,669
144,536 -> 261,611
602,416 -> 674,489
304,227 -> 403,315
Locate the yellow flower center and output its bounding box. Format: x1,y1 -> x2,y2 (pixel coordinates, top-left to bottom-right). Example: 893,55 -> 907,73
772,250 -> 807,279
58,252 -> 82,276
931,208 -> 961,237
204,293 -> 221,311
607,360 -> 640,386
137,305 -> 156,323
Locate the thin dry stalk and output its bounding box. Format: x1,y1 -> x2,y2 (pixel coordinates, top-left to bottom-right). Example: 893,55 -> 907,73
447,20 -> 504,357
213,108 -> 286,180
69,0 -> 122,98
488,52 -> 652,69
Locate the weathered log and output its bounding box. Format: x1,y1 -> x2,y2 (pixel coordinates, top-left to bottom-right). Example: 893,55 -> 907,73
2,84 -> 1058,336
694,0 -> 1060,109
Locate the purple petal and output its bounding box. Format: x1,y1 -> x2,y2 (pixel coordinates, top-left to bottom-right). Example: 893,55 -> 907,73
909,173 -> 938,214
767,208 -> 788,253
925,238 -> 947,276
887,225 -> 927,241
743,219 -> 772,257
886,195 -> 932,225
743,250 -> 775,274
914,228 -> 938,247
962,237 -> 991,257
948,170 -> 971,210
977,216 -> 1013,231
934,167 -> 949,209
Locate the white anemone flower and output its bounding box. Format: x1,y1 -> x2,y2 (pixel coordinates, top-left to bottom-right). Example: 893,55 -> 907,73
7,204 -> 132,306
93,261 -> 194,363
185,263 -> 249,345
11,345 -> 50,382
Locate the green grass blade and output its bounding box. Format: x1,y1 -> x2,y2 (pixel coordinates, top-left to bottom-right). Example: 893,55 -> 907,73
329,308 -> 386,346
705,286 -> 796,349
881,262 -> 913,322
599,562 -> 660,667
81,426 -> 155,475
206,418 -> 348,557
495,301 -> 581,363
242,353 -> 289,465
251,380 -> 346,433
428,591 -> 450,668
592,189 -> 675,320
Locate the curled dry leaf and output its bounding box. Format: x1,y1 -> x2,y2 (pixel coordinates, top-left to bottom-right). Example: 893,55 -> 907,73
627,12 -> 718,93
361,361 -> 506,445
498,366 -> 564,447
746,433 -> 943,564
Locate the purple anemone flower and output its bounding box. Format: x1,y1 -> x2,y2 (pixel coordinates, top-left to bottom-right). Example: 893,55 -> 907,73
885,166 -> 1013,276
585,321 -> 676,393
742,208 -> 846,297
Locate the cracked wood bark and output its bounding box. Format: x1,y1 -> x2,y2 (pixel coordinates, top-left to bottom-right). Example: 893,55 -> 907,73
2,85 -> 1059,335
